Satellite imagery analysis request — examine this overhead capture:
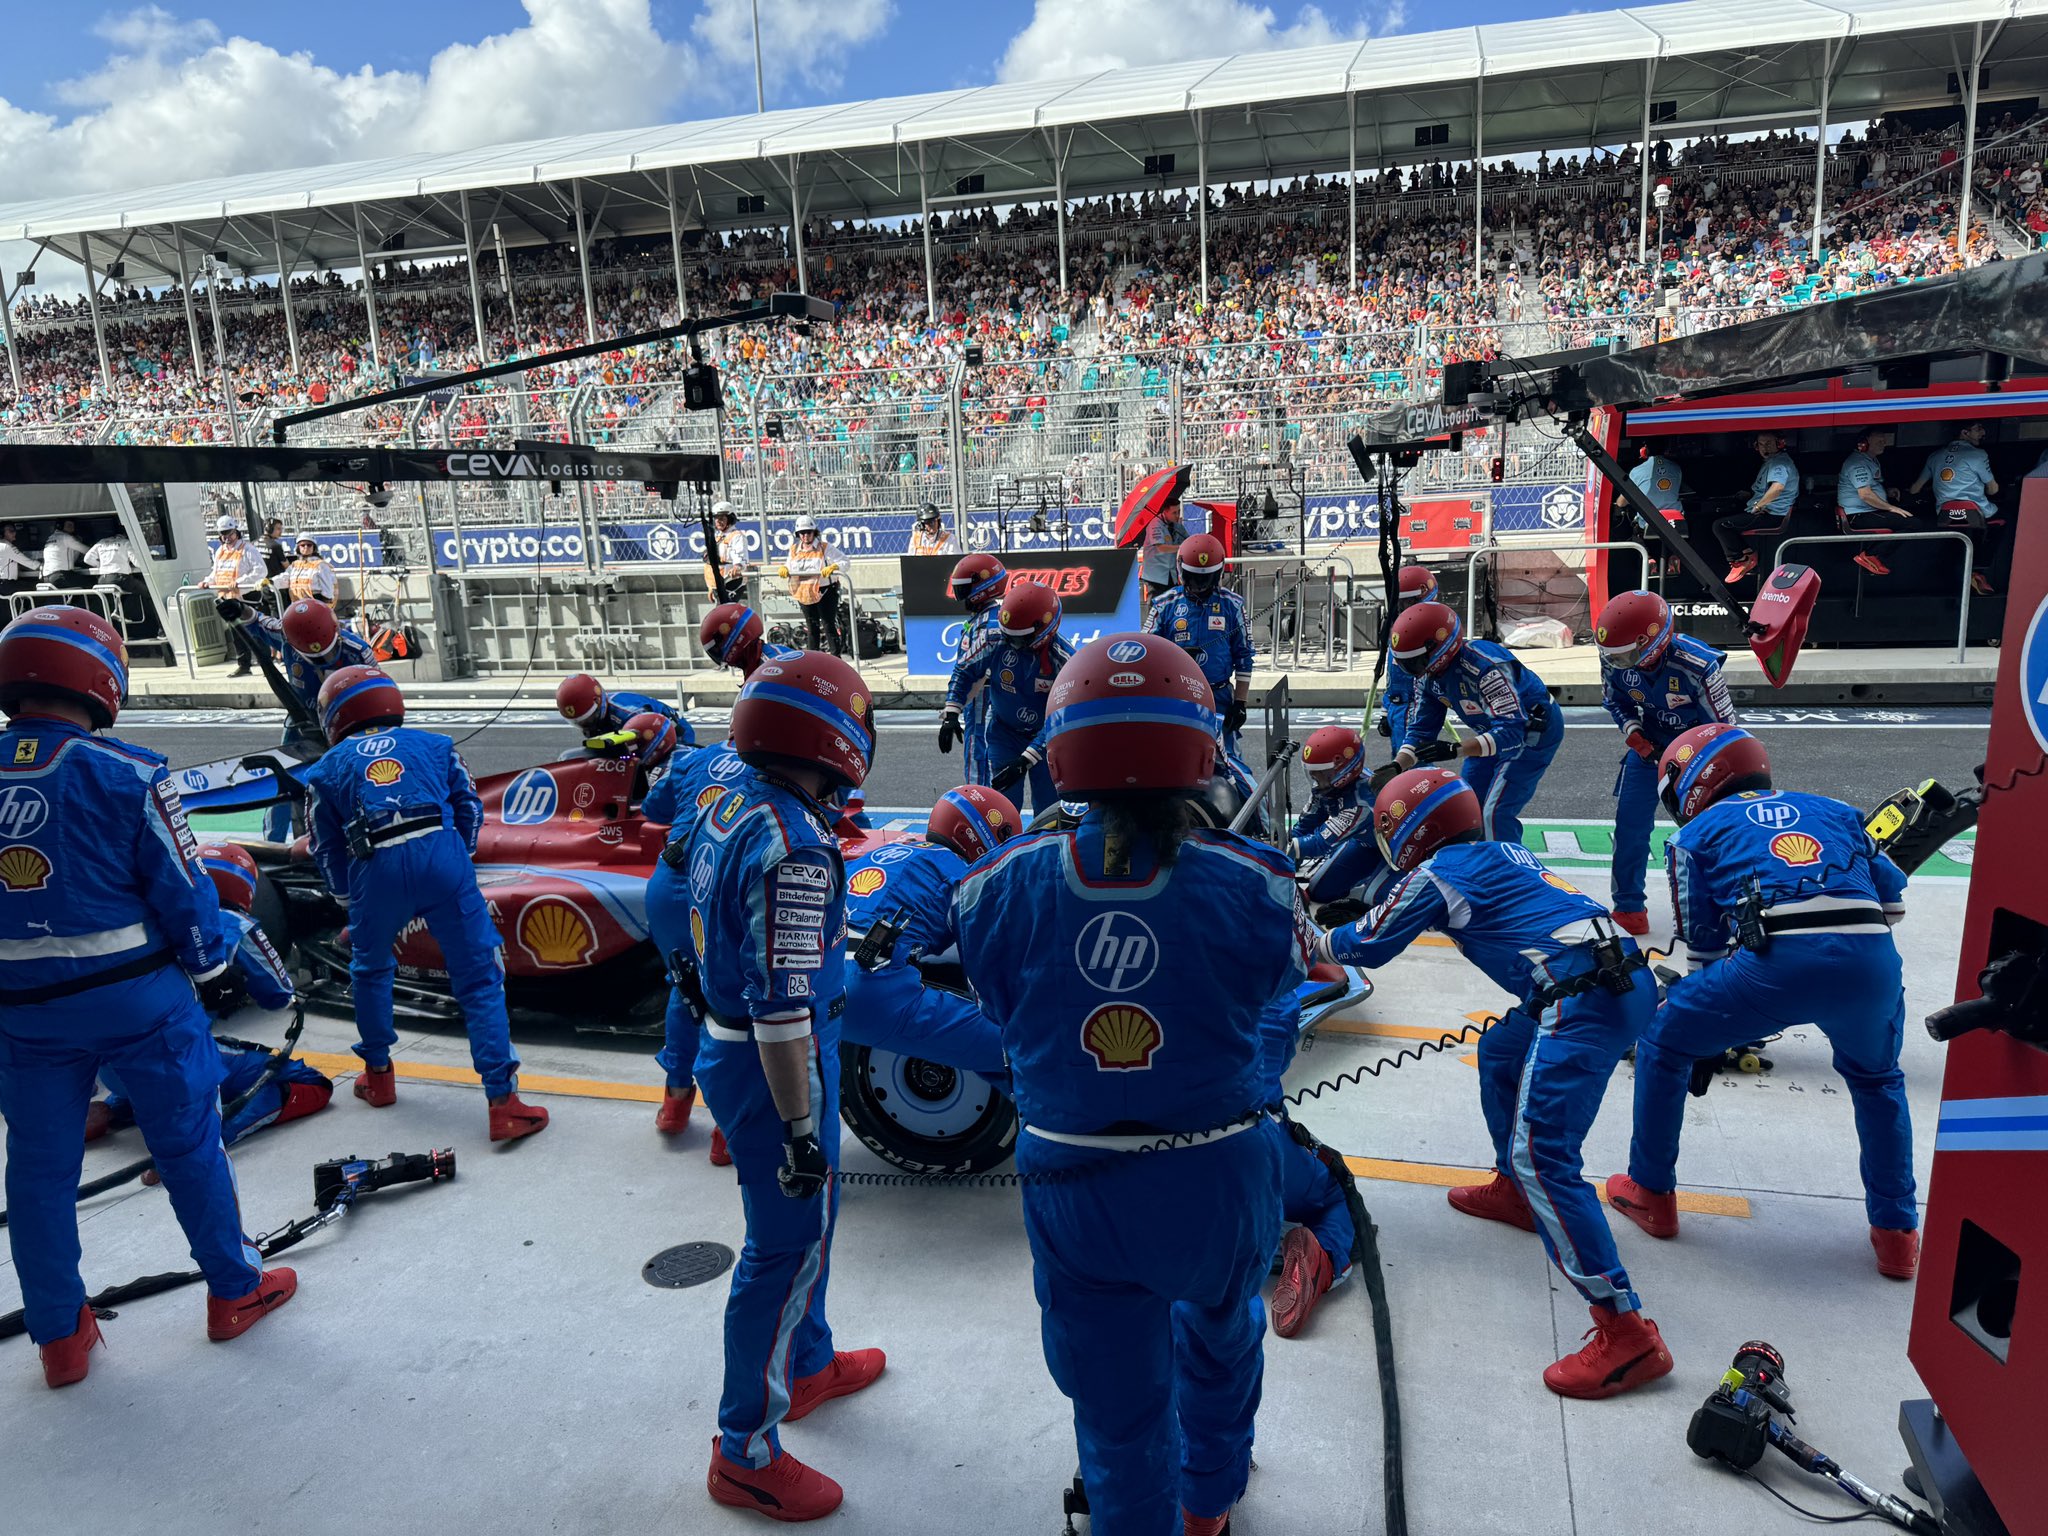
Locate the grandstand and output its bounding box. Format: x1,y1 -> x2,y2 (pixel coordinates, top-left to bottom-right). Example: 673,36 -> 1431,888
0,0 -> 2043,673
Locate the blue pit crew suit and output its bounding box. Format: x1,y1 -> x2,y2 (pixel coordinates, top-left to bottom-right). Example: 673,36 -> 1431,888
649,767 -> 850,1469
101,906 -> 329,1145
1293,776 -> 1394,908
954,815 -> 1301,1535
1322,840 -> 1654,1315
1600,635 -> 1734,916
842,839 -> 1006,1081
228,609 -> 376,841
943,627 -> 1074,816
1630,790 -> 1915,1229
1262,995 -> 1355,1279
0,718 -> 262,1345
1146,584 -> 1257,784
302,725 -> 520,1097
1398,639 -> 1562,846
945,606 -> 1003,786
577,688 -> 695,750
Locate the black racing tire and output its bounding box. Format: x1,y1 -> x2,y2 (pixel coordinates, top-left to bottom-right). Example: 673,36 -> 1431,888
248,865 -> 293,956
838,1041 -> 1016,1176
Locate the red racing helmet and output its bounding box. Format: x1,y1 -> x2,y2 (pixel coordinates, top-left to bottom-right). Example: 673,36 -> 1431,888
0,605 -> 128,729
621,711 -> 678,771
1373,767 -> 1484,872
1177,532 -> 1227,597
1658,723 -> 1773,823
317,664 -> 405,744
927,784 -> 1022,862
995,581 -> 1062,645
281,599 -> 340,659
1045,633 -> 1216,799
1595,590 -> 1675,672
1388,601 -> 1464,678
699,602 -> 764,675
556,673 -> 606,729
196,841 -> 260,913
949,552 -> 1007,610
1397,564 -> 1439,607
1301,725 -> 1368,792
731,650 -> 875,791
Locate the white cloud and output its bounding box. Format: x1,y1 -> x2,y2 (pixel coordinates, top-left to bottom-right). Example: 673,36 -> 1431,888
996,0 -> 1365,83
692,0 -> 895,100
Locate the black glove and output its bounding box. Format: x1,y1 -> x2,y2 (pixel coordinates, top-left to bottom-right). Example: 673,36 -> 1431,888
938,711 -> 960,755
1223,698 -> 1248,734
1366,761 -> 1403,796
195,970 -> 247,1017
1373,708 -> 1391,739
990,756 -> 1029,792
1413,738 -> 1459,766
778,1117 -> 830,1200
214,595 -> 251,623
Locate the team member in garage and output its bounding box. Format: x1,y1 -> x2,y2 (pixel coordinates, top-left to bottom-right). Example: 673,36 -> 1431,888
953,632 -> 1298,1536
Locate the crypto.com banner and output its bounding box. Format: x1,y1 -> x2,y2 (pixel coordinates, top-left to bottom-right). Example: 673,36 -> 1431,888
898,548 -> 1141,676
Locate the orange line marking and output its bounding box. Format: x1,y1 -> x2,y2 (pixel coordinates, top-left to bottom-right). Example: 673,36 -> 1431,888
1340,1155 -> 1750,1218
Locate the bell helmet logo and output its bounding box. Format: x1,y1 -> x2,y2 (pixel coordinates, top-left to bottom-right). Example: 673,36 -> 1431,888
501,768 -> 559,825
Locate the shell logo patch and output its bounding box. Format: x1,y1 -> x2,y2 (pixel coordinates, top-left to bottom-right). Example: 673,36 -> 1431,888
516,897 -> 597,967
1080,1003 -> 1164,1070
694,785 -> 726,811
1675,743 -> 1696,764
0,845 -> 52,892
1541,871 -> 1583,895
364,758 -> 404,787
847,866 -> 888,898
1434,627 -> 1448,641
1939,466 -> 1955,482
1388,799 -> 1406,819
689,907 -> 706,958
1770,832 -> 1823,866
850,694 -> 866,717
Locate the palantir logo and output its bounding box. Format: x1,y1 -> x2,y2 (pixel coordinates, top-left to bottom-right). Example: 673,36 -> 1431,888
1075,910 -> 1159,994
1744,800 -> 1800,831
0,785 -> 50,840
500,768 -> 559,826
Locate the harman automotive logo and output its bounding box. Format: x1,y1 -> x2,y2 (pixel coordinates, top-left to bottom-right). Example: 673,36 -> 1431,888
445,451 -> 631,479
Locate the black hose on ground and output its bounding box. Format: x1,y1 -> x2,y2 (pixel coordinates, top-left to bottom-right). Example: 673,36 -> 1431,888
1352,1195 -> 1408,1536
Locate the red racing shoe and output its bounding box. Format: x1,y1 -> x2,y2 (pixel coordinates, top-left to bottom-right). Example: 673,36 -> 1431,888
82,1100 -> 115,1142
1724,553 -> 1758,584
656,1085 -> 697,1135
1447,1172 -> 1537,1233
707,1440 -> 844,1522
710,1125 -> 733,1166
1610,909 -> 1650,938
1543,1306 -> 1673,1400
1183,1511 -> 1232,1536
1871,1227 -> 1920,1280
1853,550 -> 1891,577
275,1080 -> 334,1126
353,1064 -> 396,1107
40,1304 -> 103,1388
489,1092 -> 550,1142
785,1348 -> 887,1422
1604,1174 -> 1680,1239
207,1267 -> 297,1341
1271,1225 -> 1335,1339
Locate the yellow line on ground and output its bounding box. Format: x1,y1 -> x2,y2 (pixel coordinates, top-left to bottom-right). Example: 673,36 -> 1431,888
1341,1154 -> 1750,1218
1316,1018 -> 1479,1041
299,1049 -> 665,1104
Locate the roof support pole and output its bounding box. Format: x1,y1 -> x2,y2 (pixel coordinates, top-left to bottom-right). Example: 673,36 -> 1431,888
1636,57 -> 1657,263
918,142 -> 935,322
1196,110 -> 1209,305
170,224 -> 206,378
270,213 -> 301,374
1811,38 -> 1833,260
81,243 -> 114,398
460,189 -> 490,367
352,204 -> 383,373
573,179 -> 597,343
1053,129 -> 1069,299
1472,73 -> 1484,294
1347,92 -> 1358,293
667,167 -> 689,321
1957,21 -> 1983,262
788,156 -> 808,296
0,270 -> 20,395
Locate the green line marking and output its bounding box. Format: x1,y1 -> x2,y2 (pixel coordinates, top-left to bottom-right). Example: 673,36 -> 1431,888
187,809 -> 268,834
1520,822 -> 1975,880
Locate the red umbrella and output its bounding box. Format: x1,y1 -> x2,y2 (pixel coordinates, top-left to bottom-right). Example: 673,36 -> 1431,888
1114,464 -> 1192,546
1184,499 -> 1238,558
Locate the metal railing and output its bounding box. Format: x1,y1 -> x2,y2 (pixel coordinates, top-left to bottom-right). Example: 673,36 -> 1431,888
1225,553 -> 1360,673
1461,540 -> 1652,634
1775,531 -> 1975,664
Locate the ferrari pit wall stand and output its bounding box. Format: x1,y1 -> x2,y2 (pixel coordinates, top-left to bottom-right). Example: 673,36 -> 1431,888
1900,472 -> 2048,1536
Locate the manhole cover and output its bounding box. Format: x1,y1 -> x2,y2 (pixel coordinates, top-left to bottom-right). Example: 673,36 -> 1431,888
643,1241 -> 735,1290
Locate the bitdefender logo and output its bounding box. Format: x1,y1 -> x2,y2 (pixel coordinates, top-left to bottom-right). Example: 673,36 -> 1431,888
444,451 -> 631,479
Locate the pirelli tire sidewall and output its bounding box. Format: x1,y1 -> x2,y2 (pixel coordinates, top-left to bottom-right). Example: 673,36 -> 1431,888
837,1040 -> 1019,1176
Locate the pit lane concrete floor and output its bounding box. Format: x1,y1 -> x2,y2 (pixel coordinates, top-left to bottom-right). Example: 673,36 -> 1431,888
0,870 -> 1969,1536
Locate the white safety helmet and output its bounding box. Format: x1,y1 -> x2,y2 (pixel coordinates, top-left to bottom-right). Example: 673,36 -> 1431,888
794,515 -> 819,535
712,500 -> 737,522
215,514 -> 240,534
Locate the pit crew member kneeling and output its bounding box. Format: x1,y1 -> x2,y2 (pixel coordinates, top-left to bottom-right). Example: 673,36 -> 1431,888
1292,725 -> 1394,915
655,650 -> 886,1524
89,841 -> 331,1155
1318,767 -> 1671,1399
302,665 -> 548,1142
1607,724 -> 1918,1278
0,607 -> 296,1388
555,672 -> 695,755
1387,601 -> 1561,845
953,633 -> 1300,1536
1593,590 -> 1734,936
